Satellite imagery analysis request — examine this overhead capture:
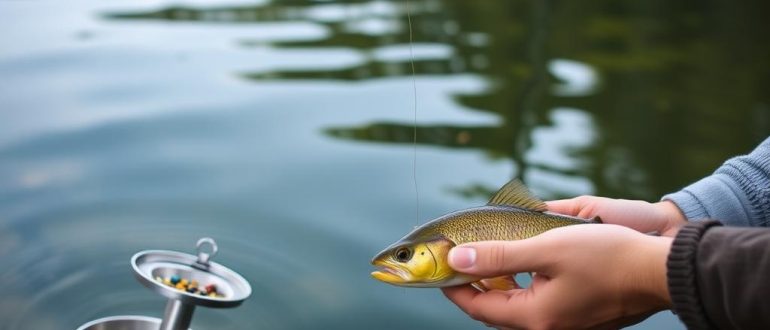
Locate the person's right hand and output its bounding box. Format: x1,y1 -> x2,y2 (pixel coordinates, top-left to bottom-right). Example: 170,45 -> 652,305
441,224 -> 673,329
546,197 -> 687,237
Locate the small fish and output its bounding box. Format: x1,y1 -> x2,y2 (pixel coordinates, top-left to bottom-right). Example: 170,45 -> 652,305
370,179 -> 600,288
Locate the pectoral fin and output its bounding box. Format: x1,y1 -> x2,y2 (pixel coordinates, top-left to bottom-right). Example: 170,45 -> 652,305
471,281 -> 487,292
479,276 -> 520,291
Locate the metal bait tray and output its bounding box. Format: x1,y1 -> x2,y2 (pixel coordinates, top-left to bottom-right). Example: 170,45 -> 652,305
77,238 -> 252,330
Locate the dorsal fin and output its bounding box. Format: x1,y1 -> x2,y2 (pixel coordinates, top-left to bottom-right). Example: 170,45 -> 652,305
487,179 -> 547,212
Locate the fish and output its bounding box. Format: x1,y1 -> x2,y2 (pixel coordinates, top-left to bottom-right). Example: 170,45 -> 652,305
370,179 -> 600,288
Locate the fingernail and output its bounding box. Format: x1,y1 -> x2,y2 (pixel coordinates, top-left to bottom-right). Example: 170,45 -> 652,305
449,247 -> 476,270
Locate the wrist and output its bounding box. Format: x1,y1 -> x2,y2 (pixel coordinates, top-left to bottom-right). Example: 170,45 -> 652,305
624,235 -> 673,314
654,201 -> 687,236
646,236 -> 674,309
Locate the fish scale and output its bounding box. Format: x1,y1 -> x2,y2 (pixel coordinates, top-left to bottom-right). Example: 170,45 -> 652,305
371,179 -> 599,288
406,206 -> 587,245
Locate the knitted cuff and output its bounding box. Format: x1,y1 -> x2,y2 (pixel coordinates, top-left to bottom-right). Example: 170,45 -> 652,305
662,175 -> 752,226
667,220 -> 722,330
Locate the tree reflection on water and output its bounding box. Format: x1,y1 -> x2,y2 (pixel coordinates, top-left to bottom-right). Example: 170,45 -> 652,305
106,0 -> 770,200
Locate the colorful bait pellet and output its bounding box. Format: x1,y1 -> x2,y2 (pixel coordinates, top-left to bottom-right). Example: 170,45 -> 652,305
154,275 -> 223,298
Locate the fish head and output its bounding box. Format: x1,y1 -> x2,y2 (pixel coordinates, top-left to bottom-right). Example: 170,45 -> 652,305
370,237 -> 456,287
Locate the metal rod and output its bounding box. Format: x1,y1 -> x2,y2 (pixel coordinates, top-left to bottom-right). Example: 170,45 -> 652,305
160,299 -> 195,330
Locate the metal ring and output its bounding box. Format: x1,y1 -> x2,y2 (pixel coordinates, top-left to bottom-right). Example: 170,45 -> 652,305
196,237 -> 218,265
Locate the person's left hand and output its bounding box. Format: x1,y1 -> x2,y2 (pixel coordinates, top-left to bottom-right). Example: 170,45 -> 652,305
441,224 -> 673,330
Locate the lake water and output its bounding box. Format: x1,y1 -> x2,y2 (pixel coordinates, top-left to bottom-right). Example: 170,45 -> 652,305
1,0 -> 768,329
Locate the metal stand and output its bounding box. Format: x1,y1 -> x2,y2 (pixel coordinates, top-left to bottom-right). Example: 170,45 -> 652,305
77,238 -> 252,330
160,299 -> 195,330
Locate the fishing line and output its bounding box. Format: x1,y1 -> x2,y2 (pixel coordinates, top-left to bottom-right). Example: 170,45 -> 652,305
406,0 -> 419,227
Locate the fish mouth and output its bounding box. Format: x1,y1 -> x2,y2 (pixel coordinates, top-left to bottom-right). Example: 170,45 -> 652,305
371,260 -> 409,284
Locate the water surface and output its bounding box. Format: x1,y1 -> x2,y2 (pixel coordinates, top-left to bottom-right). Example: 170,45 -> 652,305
1,0 -> 769,329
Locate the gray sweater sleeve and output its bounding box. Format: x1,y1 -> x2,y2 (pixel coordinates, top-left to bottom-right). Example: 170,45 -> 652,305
662,137 -> 770,227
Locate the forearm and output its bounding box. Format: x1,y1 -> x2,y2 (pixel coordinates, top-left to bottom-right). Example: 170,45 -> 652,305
667,220 -> 770,329
663,137 -> 770,227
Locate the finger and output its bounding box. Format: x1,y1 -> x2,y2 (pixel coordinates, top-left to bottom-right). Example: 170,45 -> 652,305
485,323 -> 519,330
441,285 -> 532,327
448,240 -> 553,277
547,196 -> 605,220
482,322 -> 516,329
493,326 -> 520,330
545,199 -> 582,216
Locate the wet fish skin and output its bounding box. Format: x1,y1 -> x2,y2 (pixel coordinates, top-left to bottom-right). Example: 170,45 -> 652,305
408,205 -> 589,245
371,179 -> 598,288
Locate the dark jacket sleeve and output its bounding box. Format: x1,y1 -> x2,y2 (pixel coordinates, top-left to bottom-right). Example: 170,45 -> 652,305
668,220 -> 770,329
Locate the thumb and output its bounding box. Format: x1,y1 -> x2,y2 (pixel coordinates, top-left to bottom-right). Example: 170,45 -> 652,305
447,240 -> 553,277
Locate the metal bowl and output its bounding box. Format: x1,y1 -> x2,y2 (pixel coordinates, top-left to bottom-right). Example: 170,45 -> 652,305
76,315 -> 190,330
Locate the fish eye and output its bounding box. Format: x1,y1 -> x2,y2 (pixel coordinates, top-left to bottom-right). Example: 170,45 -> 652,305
394,247 -> 413,262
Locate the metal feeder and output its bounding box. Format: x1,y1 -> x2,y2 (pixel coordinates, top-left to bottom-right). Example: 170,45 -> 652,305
78,238 -> 252,330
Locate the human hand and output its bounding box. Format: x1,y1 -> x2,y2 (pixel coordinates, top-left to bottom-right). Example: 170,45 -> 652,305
441,225 -> 673,330
546,197 -> 686,237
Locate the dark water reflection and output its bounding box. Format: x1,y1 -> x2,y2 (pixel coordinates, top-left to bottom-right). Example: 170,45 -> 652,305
106,0 -> 770,199
1,0 -> 769,329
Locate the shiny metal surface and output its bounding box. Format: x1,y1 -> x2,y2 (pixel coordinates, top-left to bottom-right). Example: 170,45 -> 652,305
131,249 -> 252,308
194,238 -> 217,268
160,299 -> 196,330
77,239 -> 250,330
76,315 -> 191,330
